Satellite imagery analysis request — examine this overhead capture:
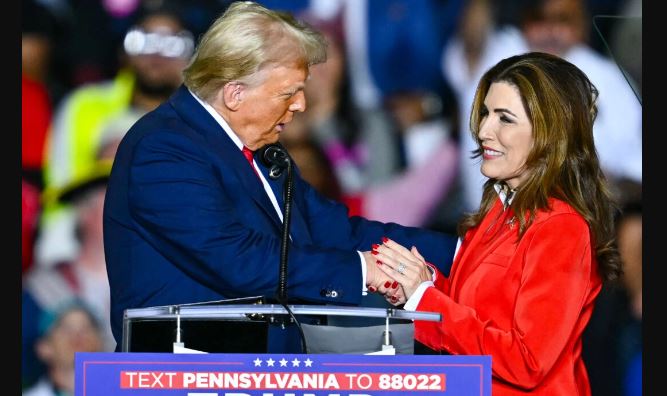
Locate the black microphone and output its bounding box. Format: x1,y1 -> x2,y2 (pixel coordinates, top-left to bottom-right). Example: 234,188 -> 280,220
260,143 -> 290,179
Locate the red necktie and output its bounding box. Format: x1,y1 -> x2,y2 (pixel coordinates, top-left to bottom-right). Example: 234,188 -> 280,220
242,146 -> 261,179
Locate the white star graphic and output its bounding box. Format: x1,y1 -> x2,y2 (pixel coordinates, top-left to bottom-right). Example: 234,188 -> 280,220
266,358 -> 275,367
279,358 -> 288,367
304,358 -> 313,367
253,358 -> 262,367
291,358 -> 301,367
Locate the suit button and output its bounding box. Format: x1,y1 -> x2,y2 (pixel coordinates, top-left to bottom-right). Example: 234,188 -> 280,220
330,290 -> 338,298
320,289 -> 327,297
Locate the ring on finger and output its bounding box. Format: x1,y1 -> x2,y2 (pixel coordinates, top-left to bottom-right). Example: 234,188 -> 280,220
396,262 -> 407,275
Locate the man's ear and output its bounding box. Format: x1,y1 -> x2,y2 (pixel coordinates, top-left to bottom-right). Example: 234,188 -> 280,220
221,81 -> 245,111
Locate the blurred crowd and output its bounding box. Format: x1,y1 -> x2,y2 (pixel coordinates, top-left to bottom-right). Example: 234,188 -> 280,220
21,0 -> 641,395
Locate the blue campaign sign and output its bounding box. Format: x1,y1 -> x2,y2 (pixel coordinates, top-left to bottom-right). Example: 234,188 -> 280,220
75,352 -> 491,395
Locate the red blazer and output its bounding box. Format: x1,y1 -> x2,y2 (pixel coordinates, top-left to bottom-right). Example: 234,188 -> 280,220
415,197 -> 602,395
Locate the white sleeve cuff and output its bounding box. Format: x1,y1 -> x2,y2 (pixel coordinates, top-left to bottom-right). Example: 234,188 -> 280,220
403,281 -> 434,311
358,251 -> 368,295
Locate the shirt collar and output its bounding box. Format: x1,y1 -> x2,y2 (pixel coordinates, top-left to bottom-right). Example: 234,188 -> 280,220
188,88 -> 244,151
494,183 -> 517,207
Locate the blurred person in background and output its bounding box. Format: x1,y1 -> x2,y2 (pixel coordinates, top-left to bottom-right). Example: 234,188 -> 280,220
381,89 -> 463,233
616,201 -> 642,396
22,0 -> 60,191
444,0 -> 641,211
22,0 -> 63,87
285,129 -> 460,233
22,1 -> 54,269
280,13 -> 402,199
36,2 -> 194,270
326,0 -> 467,231
255,0 -> 466,109
617,203 -> 642,322
519,0 -> 642,204
22,300 -> 105,396
23,2 -> 56,271
23,162 -> 114,388
441,0 -> 527,211
282,140 -> 344,203
582,199 -> 642,396
24,0 -> 225,105
22,0 -> 54,85
335,0 -> 466,111
282,12 -> 462,233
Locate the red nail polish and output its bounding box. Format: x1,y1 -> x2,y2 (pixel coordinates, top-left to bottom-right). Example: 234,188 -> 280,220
384,281 -> 391,288
371,243 -> 379,250
368,286 -> 376,292
376,260 -> 382,265
382,236 -> 389,243
371,251 -> 379,256
391,296 -> 398,302
392,281 -> 398,289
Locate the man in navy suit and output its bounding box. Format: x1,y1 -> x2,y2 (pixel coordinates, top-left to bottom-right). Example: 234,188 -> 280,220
103,1 -> 457,353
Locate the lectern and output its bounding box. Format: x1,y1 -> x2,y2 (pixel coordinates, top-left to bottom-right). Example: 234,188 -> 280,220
122,300 -> 441,354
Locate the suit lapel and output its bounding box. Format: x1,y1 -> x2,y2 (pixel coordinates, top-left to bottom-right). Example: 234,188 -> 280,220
449,199 -> 517,297
258,165 -> 312,245
168,86 -> 284,229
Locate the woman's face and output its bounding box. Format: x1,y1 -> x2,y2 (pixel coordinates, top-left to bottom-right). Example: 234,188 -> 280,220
477,81 -> 534,189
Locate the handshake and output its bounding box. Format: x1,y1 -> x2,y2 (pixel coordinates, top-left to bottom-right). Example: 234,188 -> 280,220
364,237 -> 434,306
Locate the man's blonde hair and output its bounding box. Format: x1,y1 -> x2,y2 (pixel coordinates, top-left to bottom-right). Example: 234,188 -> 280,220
183,1 -> 327,101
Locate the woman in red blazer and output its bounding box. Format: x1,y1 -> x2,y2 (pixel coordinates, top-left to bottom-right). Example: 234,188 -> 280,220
372,52 -> 622,395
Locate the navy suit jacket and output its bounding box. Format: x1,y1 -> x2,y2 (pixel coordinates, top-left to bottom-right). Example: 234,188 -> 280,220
103,85 -> 457,351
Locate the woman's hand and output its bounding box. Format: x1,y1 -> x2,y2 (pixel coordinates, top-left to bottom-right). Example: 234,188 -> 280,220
363,250 -> 406,305
372,238 -> 432,300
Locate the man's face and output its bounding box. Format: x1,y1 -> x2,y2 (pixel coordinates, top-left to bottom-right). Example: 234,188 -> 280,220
40,309 -> 104,368
234,64 -> 308,151
522,0 -> 585,56
128,14 -> 190,96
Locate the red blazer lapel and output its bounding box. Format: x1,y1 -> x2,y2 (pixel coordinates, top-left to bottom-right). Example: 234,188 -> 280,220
448,199 -> 518,299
